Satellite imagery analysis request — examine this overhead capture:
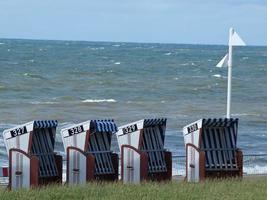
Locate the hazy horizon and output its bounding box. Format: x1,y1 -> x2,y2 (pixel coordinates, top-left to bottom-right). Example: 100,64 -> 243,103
1,37 -> 267,47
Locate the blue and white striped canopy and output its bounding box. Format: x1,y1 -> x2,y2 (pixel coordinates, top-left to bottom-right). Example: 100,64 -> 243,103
33,120 -> 58,129
143,118 -> 167,128
202,118 -> 238,128
91,119 -> 117,133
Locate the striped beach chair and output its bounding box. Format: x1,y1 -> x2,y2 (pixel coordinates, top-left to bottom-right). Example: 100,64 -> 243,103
116,118 -> 172,183
2,120 -> 62,189
61,119 -> 118,184
183,118 -> 243,182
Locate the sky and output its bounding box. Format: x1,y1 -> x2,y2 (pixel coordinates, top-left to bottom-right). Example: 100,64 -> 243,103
0,0 -> 267,45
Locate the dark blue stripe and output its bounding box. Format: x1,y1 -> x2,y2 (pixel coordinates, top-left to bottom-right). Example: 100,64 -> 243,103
91,119 -> 117,133
143,118 -> 167,127
202,118 -> 238,127
33,120 -> 58,128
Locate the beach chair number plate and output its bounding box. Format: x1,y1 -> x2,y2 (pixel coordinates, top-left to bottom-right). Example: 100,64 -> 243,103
122,124 -> 138,135
68,125 -> 84,136
9,126 -> 28,139
187,123 -> 198,134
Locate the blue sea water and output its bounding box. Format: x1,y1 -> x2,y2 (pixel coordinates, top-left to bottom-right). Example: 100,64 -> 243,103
0,39 -> 267,173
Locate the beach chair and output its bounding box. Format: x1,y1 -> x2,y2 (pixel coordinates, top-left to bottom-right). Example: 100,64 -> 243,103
2,120 -> 62,189
61,119 -> 118,184
183,118 -> 243,182
116,118 -> 172,183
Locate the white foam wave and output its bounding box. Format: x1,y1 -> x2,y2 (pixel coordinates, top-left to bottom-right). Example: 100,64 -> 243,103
244,165 -> 267,175
112,44 -> 120,47
231,113 -> 261,117
82,99 -> 117,103
0,42 -> 4,45
114,62 -> 121,65
23,73 -> 45,79
89,47 -> 105,50
164,52 -> 172,56
180,63 -> 190,66
30,101 -> 58,105
213,74 -> 222,78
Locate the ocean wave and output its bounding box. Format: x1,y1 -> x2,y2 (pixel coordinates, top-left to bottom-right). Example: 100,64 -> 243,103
231,113 -> 261,117
213,74 -> 222,78
180,63 -> 189,66
82,99 -> 117,103
30,101 -> 59,105
89,47 -> 105,50
23,73 -> 46,80
164,52 -> 172,56
192,85 -> 212,91
114,62 -> 121,65
244,165 -> 267,174
180,62 -> 197,66
192,75 -> 205,78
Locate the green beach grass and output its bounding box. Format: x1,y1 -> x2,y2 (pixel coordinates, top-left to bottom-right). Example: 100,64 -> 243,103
0,177 -> 266,200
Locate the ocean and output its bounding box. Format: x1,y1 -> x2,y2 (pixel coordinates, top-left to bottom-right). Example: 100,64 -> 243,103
0,39 -> 267,174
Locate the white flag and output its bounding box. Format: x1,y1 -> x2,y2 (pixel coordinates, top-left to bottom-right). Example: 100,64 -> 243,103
216,53 -> 228,68
229,31 -> 246,46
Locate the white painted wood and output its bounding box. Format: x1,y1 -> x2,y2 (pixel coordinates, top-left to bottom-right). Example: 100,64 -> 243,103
3,122 -> 34,154
68,148 -> 87,185
183,119 -> 203,148
10,151 -> 30,190
122,146 -> 140,184
61,121 -> 91,151
116,120 -> 144,150
187,145 -> 200,182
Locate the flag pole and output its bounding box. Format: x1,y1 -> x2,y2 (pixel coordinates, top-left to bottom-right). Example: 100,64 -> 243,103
216,28 -> 245,118
227,27 -> 234,118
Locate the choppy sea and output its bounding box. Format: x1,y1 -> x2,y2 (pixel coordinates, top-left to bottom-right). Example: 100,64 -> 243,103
0,39 -> 266,174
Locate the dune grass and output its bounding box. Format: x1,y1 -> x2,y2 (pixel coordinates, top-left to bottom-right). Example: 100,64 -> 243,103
0,177 -> 267,200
